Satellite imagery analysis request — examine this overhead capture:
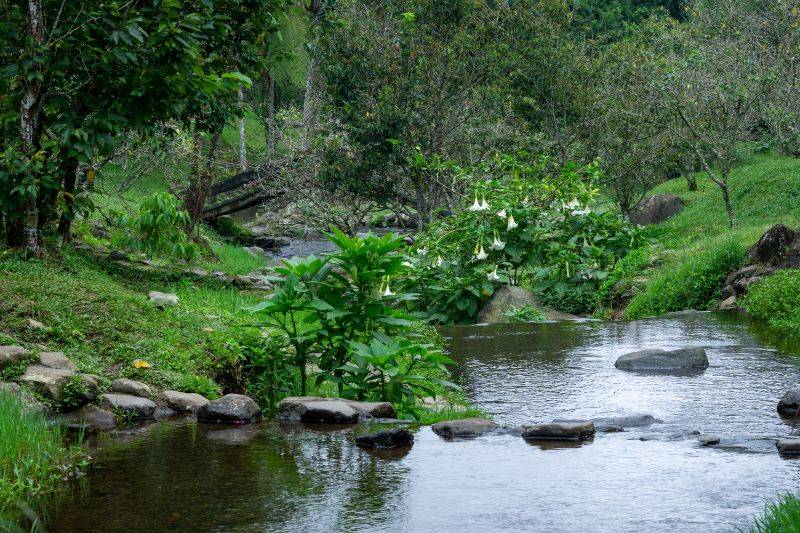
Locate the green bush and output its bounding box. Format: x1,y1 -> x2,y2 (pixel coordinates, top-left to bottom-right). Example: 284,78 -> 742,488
744,270 -> 800,337
625,237 -> 747,319
118,192 -> 199,260
503,305 -> 546,323
597,246 -> 652,303
539,283 -> 598,315
751,493 -> 800,533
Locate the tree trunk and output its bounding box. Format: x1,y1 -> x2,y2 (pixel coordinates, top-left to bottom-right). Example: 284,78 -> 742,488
717,178 -> 735,228
57,157 -> 80,243
685,173 -> 698,191
301,55 -> 316,148
185,130 -> 222,226
238,85 -> 248,172
267,74 -> 276,160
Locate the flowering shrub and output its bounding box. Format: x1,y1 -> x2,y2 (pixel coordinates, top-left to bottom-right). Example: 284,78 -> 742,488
402,154 -> 643,322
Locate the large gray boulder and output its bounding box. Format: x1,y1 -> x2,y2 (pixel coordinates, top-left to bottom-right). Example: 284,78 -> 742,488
630,194 -> 685,225
749,224 -> 799,266
162,390 -> 209,414
278,396 -> 395,423
777,438 -> 800,456
38,352 -> 78,372
197,394 -> 261,424
477,286 -> 577,324
431,418 -> 498,439
100,393 -> 157,419
522,421 -> 596,441
19,364 -> 75,402
777,384 -> 800,416
614,347 -> 708,371
356,429 -> 414,449
0,346 -> 29,369
111,378 -> 152,398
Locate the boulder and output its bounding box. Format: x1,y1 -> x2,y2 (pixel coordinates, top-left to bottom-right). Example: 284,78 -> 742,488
776,438 -> 800,456
38,352 -> 78,372
555,414 -> 661,432
197,394 -> 261,424
100,393 -> 157,420
71,405 -> 117,431
698,434 -> 720,446
111,378 -> 152,398
351,401 -> 396,419
78,374 -> 101,403
162,390 -> 209,413
356,429 -> 414,449
431,418 -> 498,440
476,286 -> 577,324
777,384 -> 800,416
522,421 -> 596,441
629,194 -> 684,225
19,364 -> 75,402
0,382 -> 47,413
749,224 -> 798,266
718,296 -> 738,311
0,346 -> 29,369
148,291 -> 179,307
614,347 -> 709,371
278,396 -> 395,423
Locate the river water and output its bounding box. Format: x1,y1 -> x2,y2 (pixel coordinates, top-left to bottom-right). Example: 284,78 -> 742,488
44,312 -> 800,532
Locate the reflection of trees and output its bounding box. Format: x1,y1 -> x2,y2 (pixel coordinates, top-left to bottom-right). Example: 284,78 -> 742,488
46,421 -> 411,531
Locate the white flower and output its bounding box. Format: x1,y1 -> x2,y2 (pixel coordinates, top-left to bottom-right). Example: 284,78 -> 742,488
468,197 -> 482,211
490,237 -> 505,251
382,284 -> 395,297
479,198 -> 490,210
565,198 -> 581,210
475,245 -> 488,261
497,209 -> 507,219
487,268 -> 501,281
571,208 -> 591,216
436,256 -> 444,267
418,247 -> 428,257
402,261 -> 414,268
507,215 -> 518,230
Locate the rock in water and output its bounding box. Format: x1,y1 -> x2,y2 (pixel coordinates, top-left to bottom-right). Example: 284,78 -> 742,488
777,384 -> 800,416
698,434 -> 720,447
356,429 -> 414,449
197,394 -> 261,424
476,286 -> 577,324
614,347 -> 709,371
111,378 -> 152,398
148,291 -> 180,307
162,390 -> 209,414
278,396 -> 395,423
100,393 -> 157,419
522,421 -> 596,441
0,346 -> 29,369
431,418 -> 498,439
776,438 -> 800,456
629,194 -> 685,225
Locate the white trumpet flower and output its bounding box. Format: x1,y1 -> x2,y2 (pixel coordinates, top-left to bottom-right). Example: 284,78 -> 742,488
382,284 -> 395,297
468,197 -> 482,211
490,236 -> 505,251
436,256 -> 444,267
418,247 -> 428,257
487,268 -> 501,281
507,215 -> 518,230
479,198 -> 490,210
497,208 -> 507,219
474,245 -> 488,261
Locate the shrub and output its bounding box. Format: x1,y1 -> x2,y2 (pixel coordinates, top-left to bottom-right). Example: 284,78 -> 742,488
539,282 -> 598,315
625,237 -> 747,319
118,192 -> 199,260
597,246 -> 652,303
503,305 -> 546,323
744,270 -> 800,337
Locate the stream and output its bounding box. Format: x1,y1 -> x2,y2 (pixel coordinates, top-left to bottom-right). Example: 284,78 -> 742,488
43,312 -> 800,532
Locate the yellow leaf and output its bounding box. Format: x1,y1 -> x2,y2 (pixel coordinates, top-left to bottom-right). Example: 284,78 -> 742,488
87,169 -> 96,184
133,359 -> 150,369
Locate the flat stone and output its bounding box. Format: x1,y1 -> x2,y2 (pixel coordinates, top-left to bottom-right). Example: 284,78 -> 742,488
522,421 -> 596,441
100,393 -> 157,419
148,291 -> 179,307
614,347 -> 709,371
350,401 -> 396,419
0,346 -> 29,369
111,378 -> 152,398
431,418 -> 498,439
777,438 -> 800,455
197,394 -> 261,424
19,364 -> 75,402
590,414 -> 662,430
39,352 -> 78,372
278,396 -> 395,423
162,390 -> 209,413
698,434 -> 720,446
356,429 -> 414,449
778,384 -> 800,416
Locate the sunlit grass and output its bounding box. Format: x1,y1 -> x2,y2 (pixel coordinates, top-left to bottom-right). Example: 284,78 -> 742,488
750,494 -> 800,533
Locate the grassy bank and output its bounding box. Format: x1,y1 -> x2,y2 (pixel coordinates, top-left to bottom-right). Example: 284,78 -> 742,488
751,494 -> 800,533
0,393 -> 83,524
619,151 -> 800,322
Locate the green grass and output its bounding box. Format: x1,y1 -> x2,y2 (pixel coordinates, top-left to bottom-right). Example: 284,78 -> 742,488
412,406 -> 489,425
750,494 -> 800,533
743,270 -> 800,337
0,393 -> 83,522
199,242 -> 268,276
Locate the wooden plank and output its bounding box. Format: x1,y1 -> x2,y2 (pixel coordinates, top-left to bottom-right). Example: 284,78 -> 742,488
202,190 -> 283,219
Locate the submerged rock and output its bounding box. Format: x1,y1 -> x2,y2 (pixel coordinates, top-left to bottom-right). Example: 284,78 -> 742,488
476,286 -> 577,324
614,347 -> 708,371
38,352 -> 78,372
111,378 -> 152,398
431,418 -> 498,439
197,394 -> 261,424
522,421 -> 596,441
629,194 -> 684,225
100,393 -> 157,420
278,396 -> 396,423
356,429 -> 414,449
777,384 -> 800,416
148,291 -> 180,307
162,390 -> 209,413
0,346 -> 29,369
698,434 -> 720,447
71,405 -> 117,431
776,438 -> 800,456
591,414 -> 662,430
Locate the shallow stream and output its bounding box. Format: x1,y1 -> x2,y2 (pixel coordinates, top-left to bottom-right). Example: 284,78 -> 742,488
45,312 -> 800,532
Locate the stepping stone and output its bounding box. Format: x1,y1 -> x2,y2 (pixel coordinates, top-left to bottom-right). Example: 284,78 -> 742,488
431,418 -> 498,440
39,352 -> 78,372
162,390 -> 209,413
614,347 -> 708,371
356,429 -> 414,449
522,421 -> 596,441
698,434 -> 720,446
197,394 -> 261,424
776,438 -> 800,455
278,396 -> 395,423
111,378 -> 152,398
778,384 -> 800,416
0,346 -> 29,369
100,393 -> 157,419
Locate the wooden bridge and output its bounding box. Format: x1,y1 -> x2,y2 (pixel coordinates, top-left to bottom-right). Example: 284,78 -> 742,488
201,161 -> 283,219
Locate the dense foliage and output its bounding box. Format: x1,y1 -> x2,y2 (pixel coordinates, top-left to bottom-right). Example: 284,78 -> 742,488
744,270 -> 800,337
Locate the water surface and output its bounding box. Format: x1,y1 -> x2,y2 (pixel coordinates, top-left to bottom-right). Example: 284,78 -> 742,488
46,312 -> 800,532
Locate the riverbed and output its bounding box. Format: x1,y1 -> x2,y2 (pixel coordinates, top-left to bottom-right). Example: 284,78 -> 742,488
44,312 -> 800,532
